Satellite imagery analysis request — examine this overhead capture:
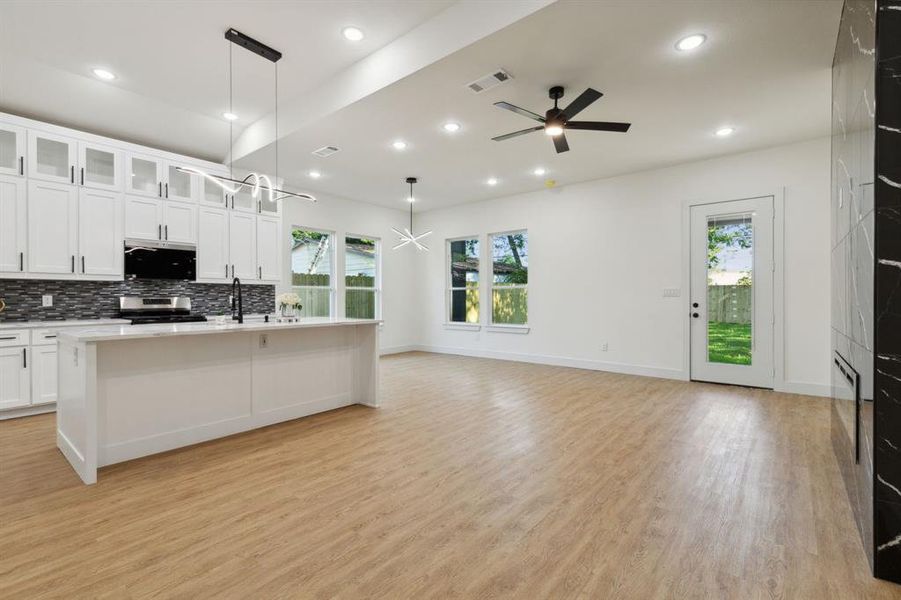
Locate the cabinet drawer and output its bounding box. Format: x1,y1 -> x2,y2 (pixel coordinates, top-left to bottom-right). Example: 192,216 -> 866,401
31,328 -> 61,346
0,329 -> 28,347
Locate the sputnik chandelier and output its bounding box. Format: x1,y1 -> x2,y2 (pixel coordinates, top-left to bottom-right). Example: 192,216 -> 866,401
392,177 -> 432,251
176,28 -> 315,205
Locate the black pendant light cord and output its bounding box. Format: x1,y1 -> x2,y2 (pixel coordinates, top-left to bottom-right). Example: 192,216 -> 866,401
228,41 -> 233,180
409,180 -> 414,231
274,60 -> 279,190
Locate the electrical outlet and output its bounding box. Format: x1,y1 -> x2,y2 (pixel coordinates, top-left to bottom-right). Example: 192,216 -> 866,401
601,343 -> 608,352
42,295 -> 53,307
259,334 -> 268,348
663,288 -> 681,298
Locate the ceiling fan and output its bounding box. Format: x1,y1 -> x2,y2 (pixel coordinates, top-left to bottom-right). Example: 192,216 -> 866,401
491,86 -> 631,153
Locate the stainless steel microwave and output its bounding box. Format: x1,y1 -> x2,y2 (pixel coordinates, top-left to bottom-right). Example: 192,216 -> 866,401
124,240 -> 196,280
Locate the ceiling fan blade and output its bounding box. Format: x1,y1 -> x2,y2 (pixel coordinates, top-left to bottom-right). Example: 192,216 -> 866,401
553,133 -> 570,153
494,101 -> 546,123
566,120 -> 631,133
561,88 -> 603,120
492,126 -> 544,142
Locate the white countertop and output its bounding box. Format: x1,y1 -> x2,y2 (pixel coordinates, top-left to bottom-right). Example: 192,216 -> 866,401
0,318 -> 130,330
58,317 -> 382,343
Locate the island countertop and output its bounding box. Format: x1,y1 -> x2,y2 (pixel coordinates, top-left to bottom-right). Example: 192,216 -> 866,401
58,317 -> 382,343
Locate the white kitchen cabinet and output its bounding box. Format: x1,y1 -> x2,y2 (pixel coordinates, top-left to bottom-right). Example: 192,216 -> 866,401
162,201 -> 196,243
79,141 -> 121,191
126,153 -> 163,197
124,195 -> 163,240
229,211 -> 256,280
0,346 -> 30,410
27,180 -> 78,274
0,174 -> 27,273
0,123 -> 25,177
28,130 -> 77,185
30,345 -> 57,406
256,216 -> 281,282
232,184 -> 258,214
197,206 -> 230,281
164,161 -> 195,203
200,169 -> 230,207
78,188 -> 123,277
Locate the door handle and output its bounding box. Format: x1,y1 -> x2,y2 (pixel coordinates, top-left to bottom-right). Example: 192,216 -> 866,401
80,167 -> 84,185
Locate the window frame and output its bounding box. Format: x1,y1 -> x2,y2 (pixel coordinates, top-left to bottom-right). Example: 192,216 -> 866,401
290,225 -> 336,318
344,233 -> 381,320
488,229 -> 529,328
445,235 -> 482,328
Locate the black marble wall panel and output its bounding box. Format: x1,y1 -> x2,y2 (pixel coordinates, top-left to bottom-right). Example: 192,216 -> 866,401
873,0 -> 901,581
0,279 -> 275,322
832,0 -> 878,574
833,0 -> 901,584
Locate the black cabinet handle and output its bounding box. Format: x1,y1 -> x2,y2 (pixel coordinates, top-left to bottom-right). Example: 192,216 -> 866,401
165,183 -> 169,198
158,182 -> 162,197
22,348 -> 27,368
70,165 -> 74,183
18,156 -> 23,175
71,255 -> 75,273
19,252 -> 23,271
0,336 -> 16,341
692,312 -> 699,318
158,224 -> 162,240
165,225 -> 168,240
692,302 -> 699,308
81,256 -> 85,273
231,196 -> 234,210
258,266 -> 262,278
225,264 -> 229,278
80,167 -> 84,185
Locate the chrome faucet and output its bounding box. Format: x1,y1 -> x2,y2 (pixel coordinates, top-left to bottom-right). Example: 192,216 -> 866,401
231,278 -> 243,324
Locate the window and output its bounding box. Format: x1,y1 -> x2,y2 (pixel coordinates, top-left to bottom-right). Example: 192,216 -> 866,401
345,235 -> 380,319
447,238 -> 480,323
490,231 -> 528,325
290,228 -> 334,317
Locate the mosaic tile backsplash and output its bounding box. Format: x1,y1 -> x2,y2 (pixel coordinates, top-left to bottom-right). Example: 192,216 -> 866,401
0,279 -> 275,322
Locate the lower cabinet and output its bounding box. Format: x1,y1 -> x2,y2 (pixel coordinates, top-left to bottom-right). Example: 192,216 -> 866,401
30,344 -> 58,406
0,346 -> 30,410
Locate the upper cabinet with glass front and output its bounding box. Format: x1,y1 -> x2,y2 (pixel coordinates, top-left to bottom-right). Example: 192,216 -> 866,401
0,123 -> 25,177
78,142 -> 121,191
126,153 -> 163,197
28,130 -> 77,185
164,161 -> 195,203
199,167 -> 229,208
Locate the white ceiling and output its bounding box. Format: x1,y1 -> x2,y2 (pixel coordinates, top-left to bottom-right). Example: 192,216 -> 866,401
0,0 -> 841,212
238,0 -> 842,211
0,0 -> 455,160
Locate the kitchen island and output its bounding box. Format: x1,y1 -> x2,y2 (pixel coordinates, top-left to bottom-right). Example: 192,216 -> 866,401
56,318 -> 380,484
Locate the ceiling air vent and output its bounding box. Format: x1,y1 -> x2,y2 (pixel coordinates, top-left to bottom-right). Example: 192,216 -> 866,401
312,145 -> 340,158
466,69 -> 513,94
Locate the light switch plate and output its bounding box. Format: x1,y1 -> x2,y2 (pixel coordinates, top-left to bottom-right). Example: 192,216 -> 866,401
42,295 -> 53,307
259,334 -> 268,348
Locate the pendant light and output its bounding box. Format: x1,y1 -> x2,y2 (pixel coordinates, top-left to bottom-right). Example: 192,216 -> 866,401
392,177 -> 432,251
176,28 -> 315,205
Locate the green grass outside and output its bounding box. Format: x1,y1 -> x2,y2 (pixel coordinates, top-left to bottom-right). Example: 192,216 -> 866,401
707,321 -> 752,365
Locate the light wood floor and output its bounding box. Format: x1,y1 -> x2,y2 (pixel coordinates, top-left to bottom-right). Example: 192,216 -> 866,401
1,352 -> 899,599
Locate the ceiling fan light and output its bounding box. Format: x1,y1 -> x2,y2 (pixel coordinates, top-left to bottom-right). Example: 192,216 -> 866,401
545,124 -> 563,137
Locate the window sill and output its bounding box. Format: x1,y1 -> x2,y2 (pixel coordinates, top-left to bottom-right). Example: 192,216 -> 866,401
486,324 -> 530,334
443,323 -> 481,331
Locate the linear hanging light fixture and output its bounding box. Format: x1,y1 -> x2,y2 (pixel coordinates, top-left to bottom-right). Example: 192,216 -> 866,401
392,177 -> 432,251
176,28 -> 315,204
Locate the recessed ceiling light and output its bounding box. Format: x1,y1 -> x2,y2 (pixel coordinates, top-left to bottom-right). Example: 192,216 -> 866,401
533,167 -> 546,176
487,177 -> 498,186
443,122 -> 461,133
392,140 -> 408,150
675,34 -> 706,52
715,126 -> 735,137
342,27 -> 364,42
222,112 -> 238,121
92,68 -> 116,81
308,170 -> 321,179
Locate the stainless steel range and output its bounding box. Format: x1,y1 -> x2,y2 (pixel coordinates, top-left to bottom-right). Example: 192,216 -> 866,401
118,296 -> 207,325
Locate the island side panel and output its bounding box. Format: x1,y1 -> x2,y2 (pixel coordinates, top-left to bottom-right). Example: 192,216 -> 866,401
354,324 -> 379,408
96,332 -> 254,467
57,339 -> 98,484
250,325 -> 359,424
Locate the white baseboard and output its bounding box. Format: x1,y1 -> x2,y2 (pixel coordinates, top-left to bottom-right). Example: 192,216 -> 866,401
775,381 -> 831,398
0,404 -> 55,420
379,345 -> 419,356
410,344 -> 687,381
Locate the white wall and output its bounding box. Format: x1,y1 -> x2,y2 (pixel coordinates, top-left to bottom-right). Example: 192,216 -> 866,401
279,191 -> 419,353
413,137 -> 832,395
